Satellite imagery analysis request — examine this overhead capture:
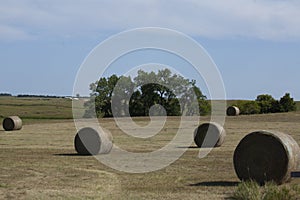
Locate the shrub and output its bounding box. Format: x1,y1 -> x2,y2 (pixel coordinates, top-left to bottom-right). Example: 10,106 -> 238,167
230,92 -> 297,116
235,101 -> 260,115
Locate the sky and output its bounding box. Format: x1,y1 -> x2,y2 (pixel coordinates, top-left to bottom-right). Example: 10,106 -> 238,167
0,0 -> 300,100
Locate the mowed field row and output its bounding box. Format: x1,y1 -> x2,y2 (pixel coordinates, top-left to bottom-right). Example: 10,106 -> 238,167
1,97 -> 300,199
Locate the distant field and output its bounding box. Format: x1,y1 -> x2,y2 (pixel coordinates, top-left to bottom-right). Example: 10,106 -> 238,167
0,96 -> 73,119
0,97 -> 87,124
0,97 -> 299,121
297,101 -> 300,110
1,97 -> 300,199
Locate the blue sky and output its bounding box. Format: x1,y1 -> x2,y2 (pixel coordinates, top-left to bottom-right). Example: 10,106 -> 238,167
0,0 -> 300,100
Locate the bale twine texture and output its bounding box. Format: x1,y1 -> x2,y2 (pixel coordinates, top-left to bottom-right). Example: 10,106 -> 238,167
227,106 -> 240,116
233,130 -> 300,185
74,127 -> 113,155
3,116 -> 22,131
194,122 -> 226,148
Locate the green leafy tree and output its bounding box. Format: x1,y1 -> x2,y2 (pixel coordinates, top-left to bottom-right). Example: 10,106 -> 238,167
198,98 -> 211,116
180,80 -> 210,116
129,91 -> 144,116
279,93 -> 296,112
193,82 -> 211,115
111,76 -> 135,117
84,75 -> 120,118
256,94 -> 276,113
270,100 -> 284,113
84,69 -> 210,118
134,69 -> 182,116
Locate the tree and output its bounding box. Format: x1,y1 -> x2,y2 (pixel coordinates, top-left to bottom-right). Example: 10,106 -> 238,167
111,76 -> 135,117
270,100 -> 284,113
198,98 -> 211,116
0,93 -> 12,96
84,69 -> 210,118
279,93 -> 296,112
255,94 -> 276,113
129,90 -> 145,116
191,82 -> 211,115
84,75 -> 120,118
133,69 -> 184,116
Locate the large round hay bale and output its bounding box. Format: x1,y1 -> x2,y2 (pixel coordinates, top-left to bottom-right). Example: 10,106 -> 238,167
194,122 -> 226,148
227,106 -> 240,116
3,116 -> 22,131
233,130 -> 300,185
74,127 -> 113,155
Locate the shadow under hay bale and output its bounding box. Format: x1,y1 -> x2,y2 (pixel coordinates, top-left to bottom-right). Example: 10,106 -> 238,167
2,116 -> 22,131
189,181 -> 239,187
227,106 -> 240,116
53,153 -> 91,157
74,127 -> 113,155
193,122 -> 226,148
233,130 -> 300,185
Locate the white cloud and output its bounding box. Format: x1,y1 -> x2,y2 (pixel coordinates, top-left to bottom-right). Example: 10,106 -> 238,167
0,0 -> 300,41
0,25 -> 33,41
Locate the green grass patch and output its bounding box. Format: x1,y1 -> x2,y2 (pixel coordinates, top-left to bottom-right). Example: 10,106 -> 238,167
0,96 -> 78,120
296,101 -> 300,111
231,181 -> 300,200
0,183 -> 8,188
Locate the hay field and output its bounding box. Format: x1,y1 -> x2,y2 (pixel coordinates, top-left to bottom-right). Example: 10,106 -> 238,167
0,97 -> 72,118
1,98 -> 300,199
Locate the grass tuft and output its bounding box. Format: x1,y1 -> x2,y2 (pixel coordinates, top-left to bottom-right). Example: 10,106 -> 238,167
0,183 -> 8,188
231,180 -> 261,200
231,181 -> 300,200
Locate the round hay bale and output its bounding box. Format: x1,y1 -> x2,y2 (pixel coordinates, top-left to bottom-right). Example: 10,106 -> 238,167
194,122 -> 226,148
227,106 -> 240,116
3,116 -> 22,131
74,127 -> 113,155
233,130 -> 300,185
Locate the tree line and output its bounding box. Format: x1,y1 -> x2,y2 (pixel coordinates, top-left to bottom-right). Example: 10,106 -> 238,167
232,93 -> 297,115
0,93 -> 12,96
0,93 -> 66,98
83,69 -> 211,118
17,94 -> 65,98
